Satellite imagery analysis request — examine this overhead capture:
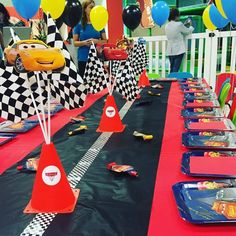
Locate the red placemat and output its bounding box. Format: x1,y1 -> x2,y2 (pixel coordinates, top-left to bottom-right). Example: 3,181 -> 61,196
185,101 -> 214,108
188,121 -> 227,130
190,156 -> 236,175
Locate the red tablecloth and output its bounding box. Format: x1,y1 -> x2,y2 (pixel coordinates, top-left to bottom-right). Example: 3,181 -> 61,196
148,82 -> 236,236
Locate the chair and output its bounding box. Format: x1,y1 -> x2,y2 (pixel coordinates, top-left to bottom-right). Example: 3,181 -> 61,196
228,94 -> 236,120
218,82 -> 231,109
215,73 -> 236,102
148,73 -> 160,80
167,72 -> 193,79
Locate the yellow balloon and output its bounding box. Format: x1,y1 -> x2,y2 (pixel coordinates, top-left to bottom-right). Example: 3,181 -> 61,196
215,0 -> 227,19
202,5 -> 217,31
90,6 -> 109,31
41,0 -> 65,19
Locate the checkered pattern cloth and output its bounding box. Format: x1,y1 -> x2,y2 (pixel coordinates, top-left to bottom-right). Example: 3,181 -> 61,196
114,59 -> 140,101
111,60 -> 121,77
131,43 -> 148,76
83,44 -> 109,94
29,71 -> 87,110
45,14 -> 87,108
50,80 -> 87,109
46,14 -> 83,84
0,65 -> 47,122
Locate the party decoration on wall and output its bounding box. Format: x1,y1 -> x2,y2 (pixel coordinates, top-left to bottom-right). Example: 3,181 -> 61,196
216,0 -> 236,25
141,0 -> 154,28
41,0 -> 65,19
62,0 -> 82,27
12,0 -> 41,20
209,4 -> 229,29
90,6 -> 108,31
151,1 -> 170,27
202,5 -> 217,31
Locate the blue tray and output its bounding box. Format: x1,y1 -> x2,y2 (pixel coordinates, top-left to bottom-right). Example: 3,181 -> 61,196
44,103 -> 64,115
182,131 -> 236,150
173,179 -> 236,224
178,77 -> 202,83
184,92 -> 217,101
0,120 -> 38,133
0,133 -> 16,146
182,151 -> 236,177
181,108 -> 224,119
180,83 -> 207,90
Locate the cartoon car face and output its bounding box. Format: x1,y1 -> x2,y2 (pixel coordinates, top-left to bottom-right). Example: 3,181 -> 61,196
4,39 -> 65,73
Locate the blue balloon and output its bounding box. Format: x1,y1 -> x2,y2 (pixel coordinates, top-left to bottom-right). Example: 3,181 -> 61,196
12,0 -> 41,20
209,4 -> 229,29
220,0 -> 236,24
151,1 -> 170,27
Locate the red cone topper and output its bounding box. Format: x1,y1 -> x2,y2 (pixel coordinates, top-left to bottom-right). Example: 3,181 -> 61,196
97,95 -> 125,132
138,69 -> 150,87
24,142 -> 79,213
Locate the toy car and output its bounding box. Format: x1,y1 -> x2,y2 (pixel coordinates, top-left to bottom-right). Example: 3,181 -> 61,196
4,39 -> 65,73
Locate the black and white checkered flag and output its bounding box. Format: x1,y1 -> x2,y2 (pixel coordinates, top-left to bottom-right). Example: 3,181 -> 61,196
131,43 -> 148,76
83,44 -> 109,94
0,65 -> 47,122
45,14 -> 87,108
114,59 -> 140,101
29,72 -> 86,110
50,80 -> 87,109
46,14 -> 83,84
111,60 -> 121,77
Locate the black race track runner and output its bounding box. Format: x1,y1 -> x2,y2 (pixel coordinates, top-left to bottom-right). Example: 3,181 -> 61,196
0,82 -> 171,236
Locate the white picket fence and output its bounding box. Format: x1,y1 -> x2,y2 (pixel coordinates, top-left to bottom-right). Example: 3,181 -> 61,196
134,29 -> 236,89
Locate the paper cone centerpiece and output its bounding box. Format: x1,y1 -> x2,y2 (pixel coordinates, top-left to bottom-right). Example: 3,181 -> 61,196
97,95 -> 125,132
24,143 -> 79,213
138,69 -> 150,87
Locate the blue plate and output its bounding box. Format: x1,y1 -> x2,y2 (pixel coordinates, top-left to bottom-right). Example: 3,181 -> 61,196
0,133 -> 16,146
173,179 -> 236,224
178,77 -> 202,83
181,108 -> 224,119
0,120 -> 38,133
180,83 -> 207,90
182,131 -> 236,150
44,103 -> 64,115
184,92 -> 217,101
182,151 -> 236,177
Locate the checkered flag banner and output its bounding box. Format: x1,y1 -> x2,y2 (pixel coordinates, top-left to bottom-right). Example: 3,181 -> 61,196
111,60 -> 121,77
0,65 -> 47,122
83,44 -> 109,94
50,80 -> 87,109
131,43 -> 148,76
114,59 -> 140,101
29,72 -> 87,109
46,14 -> 84,84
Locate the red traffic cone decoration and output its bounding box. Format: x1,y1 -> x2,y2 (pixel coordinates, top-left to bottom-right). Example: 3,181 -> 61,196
97,95 -> 125,132
24,143 -> 79,213
138,69 -> 150,87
